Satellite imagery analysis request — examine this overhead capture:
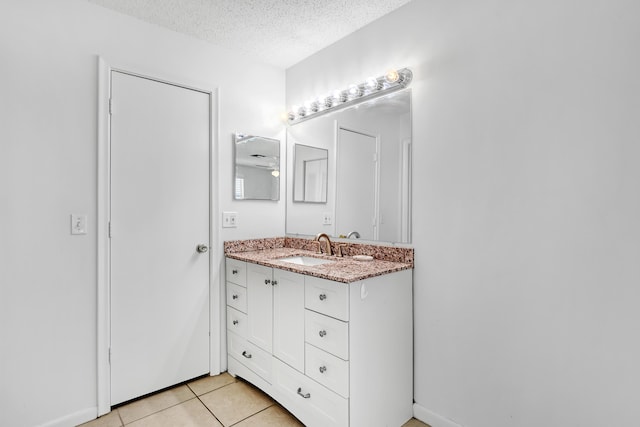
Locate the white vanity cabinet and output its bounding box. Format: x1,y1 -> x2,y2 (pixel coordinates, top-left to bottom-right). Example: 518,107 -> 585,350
225,257 -> 413,427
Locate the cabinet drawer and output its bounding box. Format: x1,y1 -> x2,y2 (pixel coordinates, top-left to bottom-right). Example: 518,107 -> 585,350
228,331 -> 272,383
305,344 -> 349,398
226,306 -> 248,339
272,357 -> 348,427
305,309 -> 349,360
226,258 -> 247,287
226,282 -> 247,313
305,276 -> 349,321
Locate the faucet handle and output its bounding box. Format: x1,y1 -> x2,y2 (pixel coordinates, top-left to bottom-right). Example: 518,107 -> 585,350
312,241 -> 322,254
336,244 -> 347,257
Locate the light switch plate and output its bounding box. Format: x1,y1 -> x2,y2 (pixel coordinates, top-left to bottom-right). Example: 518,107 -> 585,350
223,211 -> 238,228
71,214 -> 87,235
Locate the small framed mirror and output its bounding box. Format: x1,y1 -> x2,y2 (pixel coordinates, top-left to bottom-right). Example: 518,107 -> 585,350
233,133 -> 280,200
293,144 -> 328,203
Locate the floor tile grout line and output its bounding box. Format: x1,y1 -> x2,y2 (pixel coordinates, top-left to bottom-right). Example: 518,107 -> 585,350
194,379 -> 277,427
195,393 -> 225,426
227,402 -> 276,427
187,376 -> 238,398
192,380 -> 242,427
116,409 -> 124,427
120,396 -> 198,425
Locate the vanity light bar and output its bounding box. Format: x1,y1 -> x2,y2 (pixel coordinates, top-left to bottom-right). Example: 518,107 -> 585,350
287,67 -> 413,124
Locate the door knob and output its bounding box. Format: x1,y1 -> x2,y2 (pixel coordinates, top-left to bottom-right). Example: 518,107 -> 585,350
196,244 -> 208,253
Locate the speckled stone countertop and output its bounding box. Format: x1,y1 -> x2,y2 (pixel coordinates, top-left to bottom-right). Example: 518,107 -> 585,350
224,237 -> 413,284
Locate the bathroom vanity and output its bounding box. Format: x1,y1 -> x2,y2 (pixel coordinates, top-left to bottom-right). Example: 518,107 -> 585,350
224,237 -> 413,427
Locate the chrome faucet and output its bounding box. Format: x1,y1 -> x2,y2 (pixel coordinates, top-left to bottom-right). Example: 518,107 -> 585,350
314,233 -> 333,256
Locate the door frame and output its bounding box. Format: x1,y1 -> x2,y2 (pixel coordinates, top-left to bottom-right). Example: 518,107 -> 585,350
97,56 -> 220,415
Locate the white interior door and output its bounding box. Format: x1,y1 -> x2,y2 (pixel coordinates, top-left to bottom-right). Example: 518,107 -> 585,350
336,128 -> 378,240
110,71 -> 210,405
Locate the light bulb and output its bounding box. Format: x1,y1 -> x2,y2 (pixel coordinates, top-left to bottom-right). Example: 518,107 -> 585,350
365,77 -> 381,91
347,84 -> 363,98
305,99 -> 319,113
271,170 -> 280,177
385,69 -> 400,83
332,89 -> 346,103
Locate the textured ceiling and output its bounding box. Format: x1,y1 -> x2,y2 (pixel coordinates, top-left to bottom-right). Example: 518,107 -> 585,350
87,0 -> 413,68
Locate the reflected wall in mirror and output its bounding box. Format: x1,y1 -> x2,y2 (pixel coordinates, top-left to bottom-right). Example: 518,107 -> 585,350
293,144 -> 328,203
286,90 -> 411,243
233,133 -> 280,201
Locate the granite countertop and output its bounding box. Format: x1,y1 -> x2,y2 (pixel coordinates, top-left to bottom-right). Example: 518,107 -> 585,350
225,237 -> 413,284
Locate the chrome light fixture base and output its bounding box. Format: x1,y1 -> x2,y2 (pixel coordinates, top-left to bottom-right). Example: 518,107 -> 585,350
287,67 -> 413,125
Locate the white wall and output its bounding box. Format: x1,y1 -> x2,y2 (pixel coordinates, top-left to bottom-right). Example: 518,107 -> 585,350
0,1 -> 284,426
287,1 -> 640,426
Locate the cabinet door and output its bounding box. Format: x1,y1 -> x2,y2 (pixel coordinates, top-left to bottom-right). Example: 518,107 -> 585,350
247,263 -> 273,352
273,269 -> 305,372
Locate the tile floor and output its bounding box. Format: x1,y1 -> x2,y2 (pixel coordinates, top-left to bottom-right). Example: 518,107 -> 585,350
79,372 -> 431,427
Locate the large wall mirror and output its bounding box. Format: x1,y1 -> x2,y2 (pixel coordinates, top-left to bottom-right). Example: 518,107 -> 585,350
286,90 -> 412,243
233,133 -> 280,201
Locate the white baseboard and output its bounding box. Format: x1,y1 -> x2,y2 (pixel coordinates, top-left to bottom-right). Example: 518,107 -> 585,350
413,403 -> 464,427
38,407 -> 97,427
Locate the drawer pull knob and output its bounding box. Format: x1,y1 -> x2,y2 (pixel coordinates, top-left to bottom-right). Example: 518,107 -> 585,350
319,330 -> 327,338
265,279 -> 271,285
232,320 -> 239,325
319,366 -> 327,374
242,351 -> 252,359
232,269 -> 238,274
272,280 -> 278,286
232,294 -> 239,300
319,293 -> 327,301
297,388 -> 311,399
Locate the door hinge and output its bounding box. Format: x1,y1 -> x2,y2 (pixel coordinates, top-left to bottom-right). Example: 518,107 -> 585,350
108,348 -> 111,364
108,221 -> 112,238
108,98 -> 113,115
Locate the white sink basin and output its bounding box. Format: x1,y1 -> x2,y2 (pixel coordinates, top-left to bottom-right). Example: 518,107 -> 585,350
278,256 -> 335,266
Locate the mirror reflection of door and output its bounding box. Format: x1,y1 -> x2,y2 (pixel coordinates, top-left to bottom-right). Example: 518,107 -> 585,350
303,158 -> 327,202
293,144 -> 328,203
336,127 -> 378,240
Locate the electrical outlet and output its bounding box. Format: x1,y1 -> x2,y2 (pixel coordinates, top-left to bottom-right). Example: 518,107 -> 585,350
322,212 -> 333,225
223,211 -> 238,228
